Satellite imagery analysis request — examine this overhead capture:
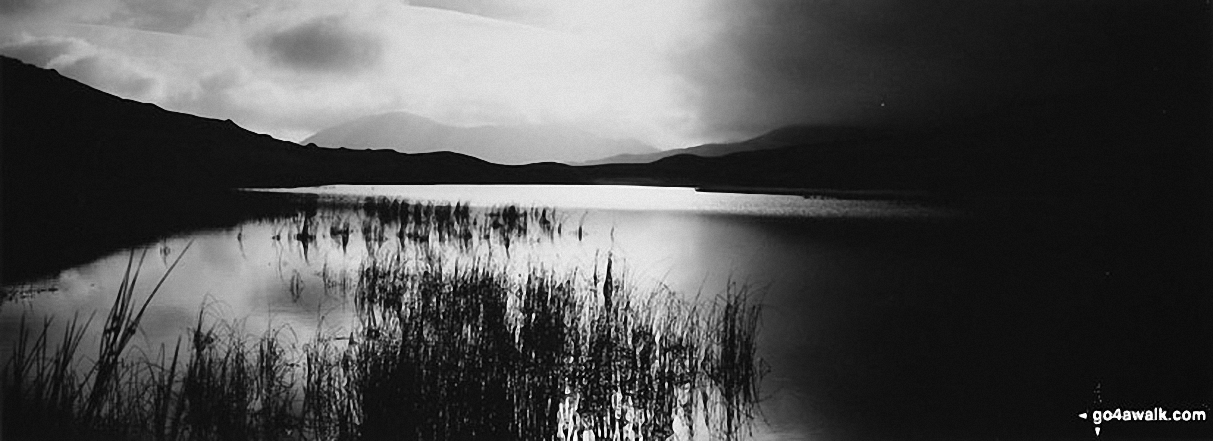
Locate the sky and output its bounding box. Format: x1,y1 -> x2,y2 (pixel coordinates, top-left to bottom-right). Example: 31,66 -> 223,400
0,0 -> 1203,149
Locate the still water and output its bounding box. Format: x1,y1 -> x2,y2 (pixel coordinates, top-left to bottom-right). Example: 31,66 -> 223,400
2,184 -> 1103,439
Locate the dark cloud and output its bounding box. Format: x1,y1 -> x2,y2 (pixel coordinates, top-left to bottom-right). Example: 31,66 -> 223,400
252,16 -> 384,74
0,0 -> 41,16
677,0 -> 1206,139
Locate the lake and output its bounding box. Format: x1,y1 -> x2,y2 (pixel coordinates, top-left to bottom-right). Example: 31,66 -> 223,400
1,184 -> 1207,440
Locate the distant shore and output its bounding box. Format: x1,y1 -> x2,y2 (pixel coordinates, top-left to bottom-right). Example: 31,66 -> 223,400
693,185 -> 944,201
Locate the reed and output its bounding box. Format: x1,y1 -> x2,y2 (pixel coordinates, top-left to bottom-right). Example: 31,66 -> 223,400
282,195 -> 557,252
87,241 -> 192,420
3,204 -> 763,441
3,242 -> 192,439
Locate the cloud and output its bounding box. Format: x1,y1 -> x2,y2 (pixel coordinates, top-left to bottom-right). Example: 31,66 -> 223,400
1,0 -> 222,36
162,68 -> 243,119
105,0 -> 216,34
250,15 -> 384,74
0,35 -> 84,65
56,53 -> 157,97
0,0 -> 39,15
407,0 -> 537,23
1,35 -> 160,99
1,0 -> 714,148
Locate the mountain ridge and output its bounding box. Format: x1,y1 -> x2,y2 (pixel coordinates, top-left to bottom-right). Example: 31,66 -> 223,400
580,125 -> 884,165
303,111 -> 657,165
2,54 -> 1208,283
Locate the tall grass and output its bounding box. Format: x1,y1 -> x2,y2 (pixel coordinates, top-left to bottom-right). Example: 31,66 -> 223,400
87,243 -> 191,417
3,201 -> 763,441
3,242 -> 192,439
171,310 -> 302,440
4,312 -> 93,439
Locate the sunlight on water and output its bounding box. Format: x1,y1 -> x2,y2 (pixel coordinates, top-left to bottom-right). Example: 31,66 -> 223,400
259,184 -> 951,219
2,185 -> 958,440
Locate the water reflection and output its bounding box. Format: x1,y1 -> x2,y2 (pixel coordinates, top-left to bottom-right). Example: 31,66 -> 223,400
7,184 -> 1204,439
2,190 -> 769,440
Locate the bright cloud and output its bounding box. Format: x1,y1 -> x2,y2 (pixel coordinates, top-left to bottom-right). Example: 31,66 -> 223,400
0,0 -> 718,148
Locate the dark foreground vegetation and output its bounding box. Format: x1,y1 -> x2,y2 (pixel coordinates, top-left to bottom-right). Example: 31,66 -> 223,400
3,234 -> 762,441
1,6 -> 1209,437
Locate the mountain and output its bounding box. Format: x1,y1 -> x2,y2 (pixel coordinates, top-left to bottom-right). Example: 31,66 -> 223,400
2,54 -> 1208,283
0,56 -> 574,281
3,50 -> 1206,205
303,112 -> 657,165
581,125 -> 881,165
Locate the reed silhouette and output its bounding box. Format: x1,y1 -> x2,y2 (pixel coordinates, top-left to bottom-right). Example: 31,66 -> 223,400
3,201 -> 764,441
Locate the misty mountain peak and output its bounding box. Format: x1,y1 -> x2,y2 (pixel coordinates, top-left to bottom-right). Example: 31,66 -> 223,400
303,112 -> 657,165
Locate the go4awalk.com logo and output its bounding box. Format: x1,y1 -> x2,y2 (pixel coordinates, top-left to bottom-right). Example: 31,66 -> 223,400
1078,383 -> 1208,436
1078,408 -> 1207,436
